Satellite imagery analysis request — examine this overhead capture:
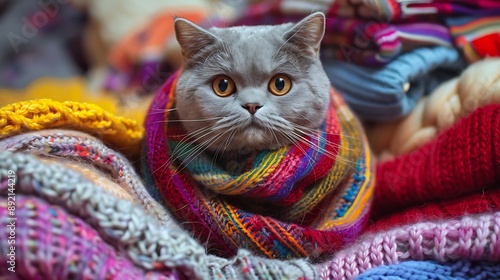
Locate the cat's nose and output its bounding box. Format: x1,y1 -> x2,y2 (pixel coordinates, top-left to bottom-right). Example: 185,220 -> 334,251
242,103 -> 262,115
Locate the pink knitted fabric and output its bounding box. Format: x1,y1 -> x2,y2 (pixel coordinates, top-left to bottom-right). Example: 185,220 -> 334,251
319,212 -> 500,279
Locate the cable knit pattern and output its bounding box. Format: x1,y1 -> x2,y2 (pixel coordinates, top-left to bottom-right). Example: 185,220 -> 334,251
0,99 -> 143,155
319,212 -> 500,280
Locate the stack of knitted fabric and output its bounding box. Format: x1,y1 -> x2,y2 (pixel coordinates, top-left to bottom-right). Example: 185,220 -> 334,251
0,102 -> 500,279
366,57 -> 500,159
102,0 -> 500,120
224,0 -> 500,121
3,146 -> 500,279
2,100 -> 500,278
1,1 -> 500,277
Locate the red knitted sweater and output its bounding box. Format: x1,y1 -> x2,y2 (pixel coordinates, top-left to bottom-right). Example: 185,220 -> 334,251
371,104 -> 500,231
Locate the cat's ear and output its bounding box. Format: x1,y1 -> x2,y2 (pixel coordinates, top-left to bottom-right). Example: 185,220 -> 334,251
174,18 -> 218,60
284,12 -> 325,58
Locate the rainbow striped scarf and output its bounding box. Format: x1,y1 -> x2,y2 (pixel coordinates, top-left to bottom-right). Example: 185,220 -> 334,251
143,72 -> 374,260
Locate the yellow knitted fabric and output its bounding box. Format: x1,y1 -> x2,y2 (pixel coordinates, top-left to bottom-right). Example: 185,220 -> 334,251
0,99 -> 143,155
0,77 -> 116,112
0,77 -> 152,124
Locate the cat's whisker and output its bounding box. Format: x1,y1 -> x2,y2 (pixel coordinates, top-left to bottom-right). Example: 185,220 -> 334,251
153,116 -> 224,124
178,125 -> 215,141
151,125 -> 214,175
276,112 -> 309,122
171,129 -> 232,176
292,124 -> 364,142
170,126 -> 215,162
291,126 -> 359,153
334,156 -> 360,171
170,117 -> 241,164
170,129 -> 220,164
262,118 -> 317,172
151,156 -> 174,177
277,113 -> 358,139
147,107 -> 178,114
173,123 -> 216,146
265,114 -> 293,131
211,127 -> 238,170
214,117 -> 244,130
287,130 -> 334,158
264,120 -> 282,148
290,131 -> 346,160
222,127 -> 238,154
166,134 -> 220,180
265,115 -> 360,165
275,126 -> 318,172
172,117 -> 238,165
287,130 -> 359,172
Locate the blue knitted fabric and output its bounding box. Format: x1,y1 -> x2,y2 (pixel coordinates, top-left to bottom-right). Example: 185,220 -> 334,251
322,46 -> 466,122
355,260 -> 500,280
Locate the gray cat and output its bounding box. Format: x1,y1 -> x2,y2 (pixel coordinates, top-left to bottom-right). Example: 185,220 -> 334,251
174,12 -> 330,154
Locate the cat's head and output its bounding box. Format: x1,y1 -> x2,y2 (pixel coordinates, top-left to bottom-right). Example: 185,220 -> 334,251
174,12 -> 330,153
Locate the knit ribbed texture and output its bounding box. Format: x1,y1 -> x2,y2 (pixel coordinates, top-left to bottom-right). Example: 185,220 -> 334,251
355,260 -> 500,280
373,104 -> 500,219
0,129 -> 172,225
143,71 -> 374,260
319,212 -> 500,279
0,99 -> 144,155
0,151 -> 317,279
370,187 -> 500,232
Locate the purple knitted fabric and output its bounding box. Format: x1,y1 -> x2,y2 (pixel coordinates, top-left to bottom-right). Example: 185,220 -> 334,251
319,212 -> 500,279
0,196 -> 178,279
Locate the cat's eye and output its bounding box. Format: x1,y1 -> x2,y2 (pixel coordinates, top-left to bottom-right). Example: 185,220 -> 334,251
212,75 -> 236,97
268,74 -> 292,96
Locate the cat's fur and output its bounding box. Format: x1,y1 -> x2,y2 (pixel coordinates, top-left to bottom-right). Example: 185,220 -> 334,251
174,12 -> 330,153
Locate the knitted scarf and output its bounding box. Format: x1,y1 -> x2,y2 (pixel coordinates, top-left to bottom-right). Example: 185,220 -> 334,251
143,71 -> 374,260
